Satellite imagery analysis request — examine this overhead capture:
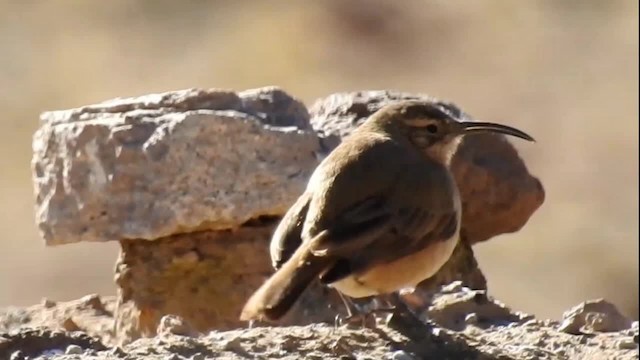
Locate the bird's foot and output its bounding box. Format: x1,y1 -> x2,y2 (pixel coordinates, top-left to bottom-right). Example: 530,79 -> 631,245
334,312 -> 378,329
334,306 -> 398,329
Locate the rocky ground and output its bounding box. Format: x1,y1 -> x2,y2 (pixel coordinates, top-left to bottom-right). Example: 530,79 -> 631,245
1,283 -> 637,360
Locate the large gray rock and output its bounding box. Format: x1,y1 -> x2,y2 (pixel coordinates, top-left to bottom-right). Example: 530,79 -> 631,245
32,87 -> 320,245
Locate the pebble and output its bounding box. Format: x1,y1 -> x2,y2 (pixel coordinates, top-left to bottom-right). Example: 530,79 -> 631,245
617,339 -> 638,350
464,313 -> 478,325
65,344 -> 83,355
110,346 -> 126,356
79,294 -> 104,310
41,298 -> 56,308
390,350 -> 415,360
9,350 -> 24,360
191,353 -> 205,360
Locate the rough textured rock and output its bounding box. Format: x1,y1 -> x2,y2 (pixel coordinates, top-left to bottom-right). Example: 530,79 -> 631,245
113,226 -> 345,343
32,87 -> 320,245
0,295 -> 116,348
111,229 -> 487,342
1,287 -> 637,360
558,299 -> 634,335
309,90 -> 545,244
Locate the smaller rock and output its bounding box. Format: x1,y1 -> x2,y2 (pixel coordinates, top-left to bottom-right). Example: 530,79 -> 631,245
41,298 -> 56,309
65,344 -> 83,355
440,281 -> 465,294
425,285 -> 521,331
221,337 -> 245,353
391,350 -> 415,360
616,339 -> 637,350
558,299 -> 633,335
464,313 -> 478,326
79,294 -> 104,311
9,350 -> 24,360
156,314 -> 197,337
109,346 -> 126,357
61,317 -> 80,331
190,353 -> 205,360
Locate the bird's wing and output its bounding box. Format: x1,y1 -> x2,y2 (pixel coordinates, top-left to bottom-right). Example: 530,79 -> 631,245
269,136 -> 402,270
269,192 -> 311,270
301,138 -> 459,282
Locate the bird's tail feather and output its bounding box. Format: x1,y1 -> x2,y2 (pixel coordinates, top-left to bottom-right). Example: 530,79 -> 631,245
240,240 -> 329,322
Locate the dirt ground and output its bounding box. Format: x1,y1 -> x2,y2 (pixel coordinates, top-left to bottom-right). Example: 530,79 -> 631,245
1,288 -> 637,360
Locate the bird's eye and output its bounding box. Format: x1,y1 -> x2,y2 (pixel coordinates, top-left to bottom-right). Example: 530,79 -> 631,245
425,124 -> 439,134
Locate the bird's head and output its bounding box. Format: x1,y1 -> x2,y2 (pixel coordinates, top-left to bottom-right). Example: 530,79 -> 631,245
365,100 -> 535,165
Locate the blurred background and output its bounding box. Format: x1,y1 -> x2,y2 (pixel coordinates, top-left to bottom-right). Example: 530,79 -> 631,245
0,0 -> 637,320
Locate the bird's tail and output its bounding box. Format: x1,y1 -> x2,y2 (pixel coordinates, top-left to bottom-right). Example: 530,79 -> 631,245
240,239 -> 329,322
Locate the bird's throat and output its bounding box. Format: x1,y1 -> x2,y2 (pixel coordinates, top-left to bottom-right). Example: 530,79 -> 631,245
424,136 -> 463,167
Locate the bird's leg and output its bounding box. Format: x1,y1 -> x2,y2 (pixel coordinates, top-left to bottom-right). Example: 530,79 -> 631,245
372,294 -> 397,313
334,292 -> 378,328
334,291 -> 354,327
388,292 -> 413,314
385,291 -> 437,328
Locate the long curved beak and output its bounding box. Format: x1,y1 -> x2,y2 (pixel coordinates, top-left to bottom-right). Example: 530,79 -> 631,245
461,121 -> 535,142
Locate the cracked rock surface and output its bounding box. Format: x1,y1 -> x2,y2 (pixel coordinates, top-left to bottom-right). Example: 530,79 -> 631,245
32,87 -> 320,245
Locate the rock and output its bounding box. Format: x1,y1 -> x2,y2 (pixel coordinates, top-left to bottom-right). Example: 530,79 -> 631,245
419,283 -> 525,331
113,227 -> 344,341
558,299 -> 634,335
61,317 -> 80,332
65,344 -> 83,355
9,351 -> 25,360
78,294 -> 104,311
32,87 -> 320,245
617,339 -> 638,350
390,350 -> 416,360
1,291 -> 638,360
156,315 -> 197,337
0,328 -> 107,359
309,90 -> 545,244
41,298 -> 56,309
0,295 -> 118,346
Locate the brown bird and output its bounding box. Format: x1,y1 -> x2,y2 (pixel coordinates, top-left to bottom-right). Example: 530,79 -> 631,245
240,100 -> 534,322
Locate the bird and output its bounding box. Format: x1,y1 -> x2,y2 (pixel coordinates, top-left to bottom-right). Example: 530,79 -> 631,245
239,100 -> 534,322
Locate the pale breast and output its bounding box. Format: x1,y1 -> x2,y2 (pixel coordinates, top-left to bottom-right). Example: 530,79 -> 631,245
330,193 -> 462,298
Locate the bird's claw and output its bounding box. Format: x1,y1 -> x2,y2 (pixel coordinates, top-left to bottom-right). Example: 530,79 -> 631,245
334,312 -> 377,329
